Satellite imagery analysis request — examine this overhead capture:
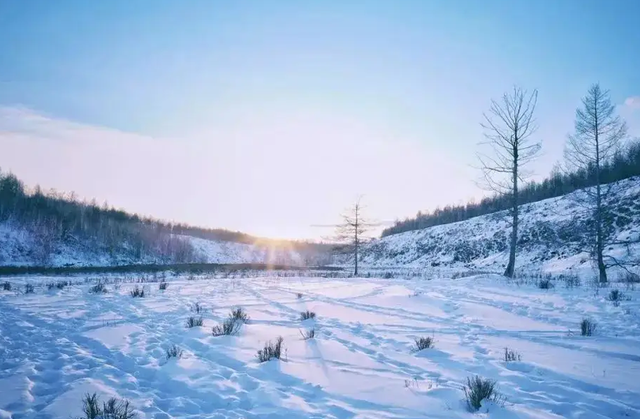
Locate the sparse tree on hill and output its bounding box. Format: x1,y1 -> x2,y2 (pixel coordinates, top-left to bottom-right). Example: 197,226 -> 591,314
334,198 -> 375,276
565,83 -> 627,283
478,87 -> 541,278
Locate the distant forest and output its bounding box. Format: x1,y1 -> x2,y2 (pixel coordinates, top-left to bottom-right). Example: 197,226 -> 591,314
382,138 -> 640,237
0,171 -> 326,265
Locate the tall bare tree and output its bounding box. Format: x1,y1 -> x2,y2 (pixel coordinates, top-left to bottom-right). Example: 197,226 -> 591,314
478,87 -> 541,278
334,198 -> 374,276
565,83 -> 627,283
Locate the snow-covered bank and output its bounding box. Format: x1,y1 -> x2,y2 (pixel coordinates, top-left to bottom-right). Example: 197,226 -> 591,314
0,221 -> 317,268
361,176 -> 640,277
1,274 -> 638,418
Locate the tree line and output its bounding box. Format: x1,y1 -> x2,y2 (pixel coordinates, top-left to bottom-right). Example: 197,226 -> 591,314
382,135 -> 640,238
0,172 -> 328,266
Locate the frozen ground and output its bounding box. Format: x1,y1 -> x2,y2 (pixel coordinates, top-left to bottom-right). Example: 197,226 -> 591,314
1,274 -> 639,418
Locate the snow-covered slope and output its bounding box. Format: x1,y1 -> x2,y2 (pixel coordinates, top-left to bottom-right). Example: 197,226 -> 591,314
0,223 -> 312,267
361,176 -> 640,276
185,235 -> 307,266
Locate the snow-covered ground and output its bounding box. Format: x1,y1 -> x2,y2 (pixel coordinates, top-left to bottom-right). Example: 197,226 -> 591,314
1,274 -> 639,418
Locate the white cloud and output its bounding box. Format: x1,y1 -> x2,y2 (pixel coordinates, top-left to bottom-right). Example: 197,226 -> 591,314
618,97 -> 640,138
624,96 -> 640,109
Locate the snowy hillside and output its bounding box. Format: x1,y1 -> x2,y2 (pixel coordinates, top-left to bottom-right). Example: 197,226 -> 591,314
361,176 -> 640,276
0,223 -> 315,267
185,236 -> 310,266
1,274 -> 638,418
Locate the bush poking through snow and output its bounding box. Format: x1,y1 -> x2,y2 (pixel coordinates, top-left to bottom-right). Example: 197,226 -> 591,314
2,281 -> 11,291
621,272 -> 640,286
102,397 -> 137,419
79,392 -> 137,419
464,376 -> 500,412
413,336 -> 434,352
166,344 -> 183,359
580,318 -> 597,336
186,316 -> 204,328
211,317 -> 241,336
24,283 -> 34,294
230,307 -> 250,323
296,292 -> 303,299
130,286 -> 145,298
47,281 -> 69,291
89,283 -> 107,294
606,289 -> 629,307
299,328 -> 315,340
80,393 -> 101,419
257,337 -> 284,362
191,302 -> 203,313
504,347 -> 521,362
564,275 -> 581,289
159,281 -> 168,291
300,310 -> 316,320
538,279 -> 554,289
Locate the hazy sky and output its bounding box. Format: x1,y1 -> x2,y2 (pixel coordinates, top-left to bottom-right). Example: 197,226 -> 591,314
1,1 -> 639,239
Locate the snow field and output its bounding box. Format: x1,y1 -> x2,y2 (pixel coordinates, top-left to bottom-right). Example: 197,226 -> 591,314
1,274 -> 639,418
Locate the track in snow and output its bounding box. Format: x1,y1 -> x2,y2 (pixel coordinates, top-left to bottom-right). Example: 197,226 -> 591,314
1,275 -> 639,418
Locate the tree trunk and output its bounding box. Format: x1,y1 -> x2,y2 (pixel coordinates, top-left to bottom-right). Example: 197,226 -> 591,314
504,149 -> 518,278
354,210 -> 359,277
594,108 -> 607,283
354,238 -> 358,276
596,169 -> 607,283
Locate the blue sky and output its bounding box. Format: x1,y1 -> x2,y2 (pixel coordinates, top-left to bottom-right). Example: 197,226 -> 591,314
1,1 -> 639,239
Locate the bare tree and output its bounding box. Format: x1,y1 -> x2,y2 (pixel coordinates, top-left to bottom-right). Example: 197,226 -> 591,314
334,198 -> 375,276
478,87 -> 541,278
565,83 -> 627,283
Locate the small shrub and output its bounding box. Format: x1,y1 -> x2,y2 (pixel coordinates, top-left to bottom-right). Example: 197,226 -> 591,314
538,279 -> 554,289
230,307 -> 250,323
191,302 -> 203,313
504,347 -> 521,362
79,392 -> 137,419
89,283 -> 107,294
2,281 -> 11,291
413,336 -> 434,352
166,344 -> 183,359
159,281 -> 168,291
464,376 -> 500,412
300,310 -> 316,321
606,289 -> 629,307
563,274 -> 581,289
580,318 -> 597,336
257,336 -> 284,362
296,292 -> 303,299
47,281 -> 68,291
102,397 -> 136,419
130,286 -> 145,298
211,317 -> 241,336
299,328 -> 315,340
621,272 -> 640,286
186,316 -> 203,328
80,393 -> 101,419
24,283 -> 35,294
